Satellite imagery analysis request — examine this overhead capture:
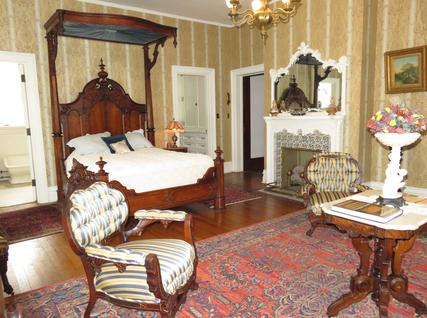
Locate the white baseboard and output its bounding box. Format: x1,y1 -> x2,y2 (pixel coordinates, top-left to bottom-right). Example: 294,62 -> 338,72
224,161 -> 232,174
47,186 -> 58,203
364,181 -> 427,197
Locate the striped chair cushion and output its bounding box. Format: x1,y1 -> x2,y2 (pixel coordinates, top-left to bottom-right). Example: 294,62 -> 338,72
69,182 -> 128,248
134,209 -> 187,222
85,244 -> 146,265
306,153 -> 360,193
94,239 -> 195,303
309,191 -> 350,215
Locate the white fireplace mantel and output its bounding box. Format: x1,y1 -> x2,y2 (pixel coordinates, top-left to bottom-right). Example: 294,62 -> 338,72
263,112 -> 345,184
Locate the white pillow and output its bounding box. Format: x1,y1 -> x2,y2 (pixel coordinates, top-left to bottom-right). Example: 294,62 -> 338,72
67,132 -> 111,155
125,129 -> 153,149
110,140 -> 132,154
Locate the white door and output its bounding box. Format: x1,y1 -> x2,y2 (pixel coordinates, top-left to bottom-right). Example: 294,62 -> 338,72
0,61 -> 36,207
176,74 -> 208,154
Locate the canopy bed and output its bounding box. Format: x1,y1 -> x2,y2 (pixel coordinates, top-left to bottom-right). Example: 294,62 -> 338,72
44,10 -> 225,212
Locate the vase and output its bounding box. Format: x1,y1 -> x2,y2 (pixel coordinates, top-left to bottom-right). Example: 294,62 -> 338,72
374,132 -> 421,200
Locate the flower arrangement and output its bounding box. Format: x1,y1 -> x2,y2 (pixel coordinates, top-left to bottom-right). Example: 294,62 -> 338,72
367,104 -> 426,134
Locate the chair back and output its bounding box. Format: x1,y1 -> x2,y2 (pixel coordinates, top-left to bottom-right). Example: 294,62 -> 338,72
67,182 -> 128,249
304,152 -> 362,192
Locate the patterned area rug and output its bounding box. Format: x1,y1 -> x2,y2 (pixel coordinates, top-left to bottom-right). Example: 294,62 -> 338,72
0,205 -> 62,243
7,212 -> 427,317
209,186 -> 261,207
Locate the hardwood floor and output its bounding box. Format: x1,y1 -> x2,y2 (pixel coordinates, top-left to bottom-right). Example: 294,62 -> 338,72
6,172 -> 304,295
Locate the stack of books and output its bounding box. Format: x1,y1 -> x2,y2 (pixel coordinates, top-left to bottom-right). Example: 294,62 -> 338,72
331,199 -> 402,223
403,194 -> 427,206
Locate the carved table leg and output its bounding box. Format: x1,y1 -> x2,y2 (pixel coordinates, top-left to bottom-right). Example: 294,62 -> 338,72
327,236 -> 373,317
389,236 -> 427,316
376,238 -> 394,318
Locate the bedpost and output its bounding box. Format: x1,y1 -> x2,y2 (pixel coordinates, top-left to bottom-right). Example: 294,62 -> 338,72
95,157 -> 109,182
46,30 -> 65,201
214,147 -> 225,209
143,45 -> 155,146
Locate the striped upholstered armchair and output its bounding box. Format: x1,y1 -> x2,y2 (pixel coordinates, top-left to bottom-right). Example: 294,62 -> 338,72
64,181 -> 197,318
301,152 -> 369,236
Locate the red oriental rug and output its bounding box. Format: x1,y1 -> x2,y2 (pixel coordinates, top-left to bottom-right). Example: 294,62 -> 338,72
208,186 -> 261,208
6,212 -> 427,317
0,205 -> 62,243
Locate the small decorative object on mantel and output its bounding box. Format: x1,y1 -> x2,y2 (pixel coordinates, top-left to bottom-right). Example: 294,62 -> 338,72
270,100 -> 279,117
290,109 -> 306,116
367,103 -> 426,207
326,97 -> 338,116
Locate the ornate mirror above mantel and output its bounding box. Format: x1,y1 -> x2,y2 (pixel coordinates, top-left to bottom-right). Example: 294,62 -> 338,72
270,42 -> 347,115
263,43 -> 348,186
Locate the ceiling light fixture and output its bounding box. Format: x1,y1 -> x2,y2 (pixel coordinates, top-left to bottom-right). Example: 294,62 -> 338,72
225,0 -> 301,42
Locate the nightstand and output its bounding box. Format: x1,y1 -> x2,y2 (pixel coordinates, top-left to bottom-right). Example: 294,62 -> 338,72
163,147 -> 188,153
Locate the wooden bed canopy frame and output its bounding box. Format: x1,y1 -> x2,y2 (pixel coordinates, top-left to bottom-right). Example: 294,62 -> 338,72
44,10 -> 225,212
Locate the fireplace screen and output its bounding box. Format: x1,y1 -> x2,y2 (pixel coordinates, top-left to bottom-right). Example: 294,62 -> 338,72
281,148 -> 320,196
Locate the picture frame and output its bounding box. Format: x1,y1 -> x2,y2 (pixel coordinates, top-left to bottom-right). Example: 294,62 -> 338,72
385,46 -> 426,94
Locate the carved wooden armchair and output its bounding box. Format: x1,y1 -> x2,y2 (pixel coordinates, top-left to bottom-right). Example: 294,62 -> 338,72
63,160 -> 197,318
301,152 -> 369,236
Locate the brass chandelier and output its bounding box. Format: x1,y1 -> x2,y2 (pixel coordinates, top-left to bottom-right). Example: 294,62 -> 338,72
225,0 -> 301,42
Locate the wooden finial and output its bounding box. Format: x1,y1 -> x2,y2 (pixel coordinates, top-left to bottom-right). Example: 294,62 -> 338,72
95,157 -> 109,182
96,59 -> 111,90
215,147 -> 223,160
98,59 -> 108,80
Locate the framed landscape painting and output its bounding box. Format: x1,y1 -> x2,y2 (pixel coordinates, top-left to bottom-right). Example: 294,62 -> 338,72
385,46 -> 426,94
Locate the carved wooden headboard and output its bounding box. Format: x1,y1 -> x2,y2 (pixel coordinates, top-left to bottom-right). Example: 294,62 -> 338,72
60,62 -> 148,157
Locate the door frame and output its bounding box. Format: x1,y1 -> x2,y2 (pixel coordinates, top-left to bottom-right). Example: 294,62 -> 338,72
0,51 -> 49,203
230,64 -> 264,172
172,65 -> 216,158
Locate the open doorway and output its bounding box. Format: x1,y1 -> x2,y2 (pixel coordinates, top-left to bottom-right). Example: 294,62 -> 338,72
230,64 -> 264,172
0,61 -> 35,207
172,66 -> 216,158
0,52 -> 48,208
243,74 -> 265,172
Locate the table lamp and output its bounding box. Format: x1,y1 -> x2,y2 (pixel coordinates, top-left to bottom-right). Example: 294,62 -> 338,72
166,118 -> 184,147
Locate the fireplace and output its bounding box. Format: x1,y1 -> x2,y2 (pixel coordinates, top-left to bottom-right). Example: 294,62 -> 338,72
271,129 -> 330,197
264,112 -> 344,186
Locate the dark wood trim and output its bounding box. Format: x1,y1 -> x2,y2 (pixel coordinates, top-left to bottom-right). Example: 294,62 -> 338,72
144,45 -> 155,145
46,31 -> 64,200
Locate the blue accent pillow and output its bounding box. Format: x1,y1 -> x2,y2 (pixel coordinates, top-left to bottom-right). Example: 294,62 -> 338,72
102,134 -> 134,153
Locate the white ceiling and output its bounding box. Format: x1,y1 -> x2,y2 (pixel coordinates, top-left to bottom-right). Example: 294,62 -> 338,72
80,0 -> 254,27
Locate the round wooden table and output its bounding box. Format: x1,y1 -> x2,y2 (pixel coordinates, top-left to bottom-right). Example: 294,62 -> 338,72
323,200 -> 427,318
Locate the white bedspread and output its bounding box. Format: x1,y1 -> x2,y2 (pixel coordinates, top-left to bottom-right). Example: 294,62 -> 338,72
65,148 -> 214,193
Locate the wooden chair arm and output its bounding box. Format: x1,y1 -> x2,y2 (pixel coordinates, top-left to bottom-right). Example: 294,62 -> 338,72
301,183 -> 316,207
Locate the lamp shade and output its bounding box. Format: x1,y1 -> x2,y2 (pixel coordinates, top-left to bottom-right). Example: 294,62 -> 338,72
166,119 -> 185,133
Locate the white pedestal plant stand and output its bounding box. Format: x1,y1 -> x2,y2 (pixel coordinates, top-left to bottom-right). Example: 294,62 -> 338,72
374,132 -> 421,207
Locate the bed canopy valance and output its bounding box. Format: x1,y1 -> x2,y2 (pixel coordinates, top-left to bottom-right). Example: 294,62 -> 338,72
44,9 -> 177,199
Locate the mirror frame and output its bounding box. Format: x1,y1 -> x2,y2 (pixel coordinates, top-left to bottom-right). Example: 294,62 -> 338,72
270,42 -> 348,115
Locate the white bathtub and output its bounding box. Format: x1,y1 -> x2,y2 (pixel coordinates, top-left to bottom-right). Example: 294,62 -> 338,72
3,155 -> 31,184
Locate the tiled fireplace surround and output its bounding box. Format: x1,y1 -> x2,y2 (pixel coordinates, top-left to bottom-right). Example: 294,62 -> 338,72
263,112 -> 345,185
